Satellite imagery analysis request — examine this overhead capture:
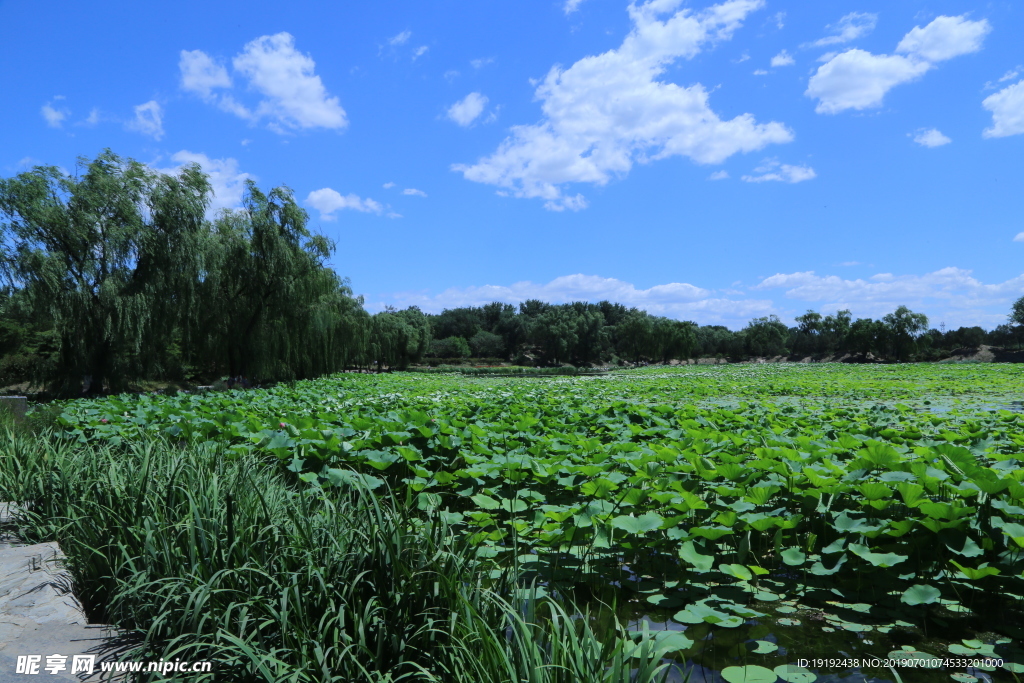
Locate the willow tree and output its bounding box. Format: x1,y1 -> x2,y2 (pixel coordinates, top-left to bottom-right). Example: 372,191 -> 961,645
0,150 -> 209,394
188,180 -> 366,380
368,307 -> 430,370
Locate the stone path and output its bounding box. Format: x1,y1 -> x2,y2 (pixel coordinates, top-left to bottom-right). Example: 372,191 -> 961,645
0,506 -> 132,682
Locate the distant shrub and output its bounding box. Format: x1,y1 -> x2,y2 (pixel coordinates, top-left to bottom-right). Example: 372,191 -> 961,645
429,336 -> 471,359
0,353 -> 42,386
469,331 -> 506,359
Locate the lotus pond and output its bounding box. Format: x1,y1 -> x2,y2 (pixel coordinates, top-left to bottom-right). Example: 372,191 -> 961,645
57,363 -> 1024,683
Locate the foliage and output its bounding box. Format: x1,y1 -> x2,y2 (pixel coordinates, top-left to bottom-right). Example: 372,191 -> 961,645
37,362 -> 1024,677
470,330 -> 507,358
1011,295 -> 1024,328
0,428 -> 681,683
370,307 -> 430,369
0,153 -> 370,391
882,305 -> 929,361
429,335 -> 472,359
189,181 -> 368,380
0,150 -> 210,394
743,315 -> 789,357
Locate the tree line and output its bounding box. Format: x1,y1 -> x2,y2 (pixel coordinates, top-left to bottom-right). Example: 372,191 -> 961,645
421,302 -> 1022,367
2,151 -> 1022,395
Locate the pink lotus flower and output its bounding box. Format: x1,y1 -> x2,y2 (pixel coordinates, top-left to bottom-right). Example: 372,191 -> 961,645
280,422 -> 286,428
100,418 -> 108,424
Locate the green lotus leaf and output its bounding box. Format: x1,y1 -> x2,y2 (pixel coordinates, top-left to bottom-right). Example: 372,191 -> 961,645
950,673 -> 978,682
722,665 -> 778,683
471,493 -> 501,510
679,540 -> 714,572
774,665 -> 816,683
719,563 -> 753,581
902,584 -> 941,606
780,547 -> 806,566
849,543 -> 908,568
610,511 -> 665,534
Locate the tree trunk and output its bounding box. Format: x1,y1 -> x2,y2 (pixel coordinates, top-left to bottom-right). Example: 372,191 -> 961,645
88,340 -> 111,396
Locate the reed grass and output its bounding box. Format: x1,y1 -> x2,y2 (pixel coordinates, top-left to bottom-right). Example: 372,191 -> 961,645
0,424 -> 684,682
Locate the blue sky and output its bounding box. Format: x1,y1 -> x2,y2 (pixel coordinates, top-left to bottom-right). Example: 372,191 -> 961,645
2,0 -> 1022,329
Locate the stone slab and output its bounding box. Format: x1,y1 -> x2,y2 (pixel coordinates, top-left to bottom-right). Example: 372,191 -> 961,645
0,398 -> 26,424
0,543 -> 132,681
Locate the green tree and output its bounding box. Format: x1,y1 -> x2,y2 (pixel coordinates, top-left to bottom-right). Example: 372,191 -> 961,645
1010,295 -> 1024,349
616,310 -> 654,364
531,307 -> 579,365
188,180 -> 358,380
847,318 -> 887,356
469,330 -> 506,358
568,303 -> 607,366
883,305 -> 929,361
429,335 -> 471,359
653,318 -> 696,363
744,315 -> 789,357
429,307 -> 483,340
370,308 -> 430,369
822,309 -> 852,353
0,150 -> 210,394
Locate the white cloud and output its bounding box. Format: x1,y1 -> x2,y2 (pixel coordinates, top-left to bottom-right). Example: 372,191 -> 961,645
453,0 -> 793,211
126,100 -> 164,140
233,33 -> 347,131
374,273 -> 773,326
985,67 -> 1022,90
754,267 -> 1024,326
810,12 -> 877,47
807,15 -> 991,114
470,57 -> 495,69
1014,233 -> 1024,242
383,182 -> 396,189
389,31 -> 411,46
79,108 -> 101,126
182,34 -> 347,133
179,49 -> 232,99
771,11 -> 785,29
770,50 -> 794,67
752,69 -> 768,76
741,159 -> 816,183
807,50 -> 931,114
564,0 -> 587,14
708,170 -> 729,180
447,92 -> 489,126
895,15 -> 991,63
41,100 -> 69,128
305,188 -> 383,220
402,188 -> 427,197
413,46 -> 429,60
983,79 -> 1024,138
156,151 -> 254,216
444,70 -> 460,82
911,127 -> 951,147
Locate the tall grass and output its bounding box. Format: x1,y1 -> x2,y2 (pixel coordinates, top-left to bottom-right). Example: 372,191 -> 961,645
0,425 -> 684,682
